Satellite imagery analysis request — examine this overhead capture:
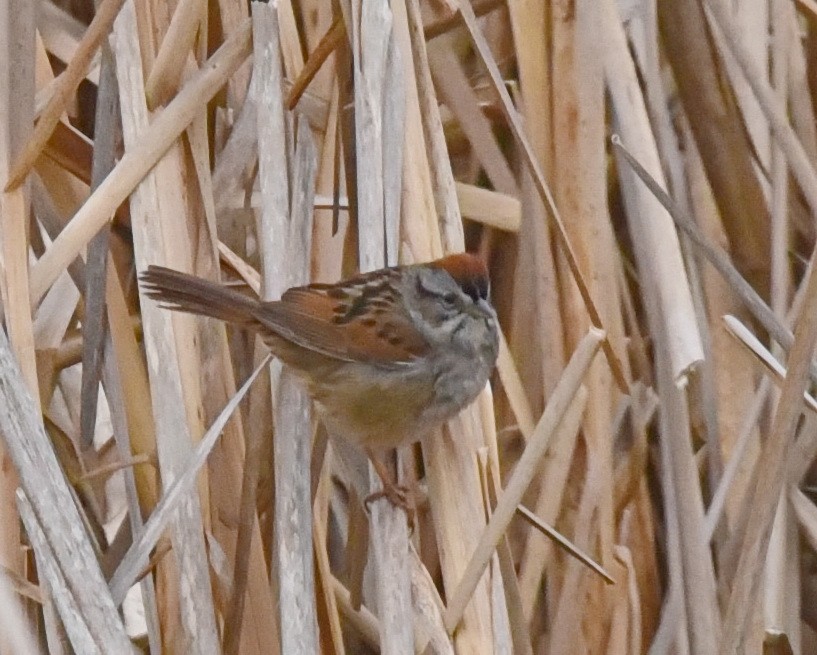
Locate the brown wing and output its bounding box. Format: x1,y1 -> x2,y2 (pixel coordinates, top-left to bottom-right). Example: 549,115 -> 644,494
252,272 -> 430,367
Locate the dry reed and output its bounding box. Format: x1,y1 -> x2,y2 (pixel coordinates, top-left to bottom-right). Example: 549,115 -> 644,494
3,1 -> 817,653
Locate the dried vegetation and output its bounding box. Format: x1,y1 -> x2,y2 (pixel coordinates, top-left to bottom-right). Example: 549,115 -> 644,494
1,0 -> 816,653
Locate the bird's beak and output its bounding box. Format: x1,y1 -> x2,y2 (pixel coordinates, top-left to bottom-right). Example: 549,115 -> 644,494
475,298 -> 494,317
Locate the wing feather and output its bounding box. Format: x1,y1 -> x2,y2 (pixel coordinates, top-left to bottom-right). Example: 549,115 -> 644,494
253,281 -> 429,367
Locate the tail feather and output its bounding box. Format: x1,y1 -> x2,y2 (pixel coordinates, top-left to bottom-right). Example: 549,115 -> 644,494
139,265 -> 262,331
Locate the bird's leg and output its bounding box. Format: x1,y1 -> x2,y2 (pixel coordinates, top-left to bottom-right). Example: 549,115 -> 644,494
364,448 -> 415,523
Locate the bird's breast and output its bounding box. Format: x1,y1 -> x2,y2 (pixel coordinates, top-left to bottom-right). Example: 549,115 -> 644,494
310,362 -> 436,451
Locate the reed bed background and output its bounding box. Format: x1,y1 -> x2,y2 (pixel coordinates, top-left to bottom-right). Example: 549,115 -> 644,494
2,0 -> 816,652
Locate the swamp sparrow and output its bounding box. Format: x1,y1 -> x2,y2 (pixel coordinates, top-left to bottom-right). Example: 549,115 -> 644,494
140,253 -> 499,507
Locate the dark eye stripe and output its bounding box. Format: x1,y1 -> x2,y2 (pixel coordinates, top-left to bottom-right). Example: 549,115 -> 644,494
478,277 -> 489,300
460,278 -> 490,303
416,272 -> 490,305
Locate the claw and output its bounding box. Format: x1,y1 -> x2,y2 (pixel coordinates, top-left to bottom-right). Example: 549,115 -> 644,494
364,448 -> 417,530
364,483 -> 416,530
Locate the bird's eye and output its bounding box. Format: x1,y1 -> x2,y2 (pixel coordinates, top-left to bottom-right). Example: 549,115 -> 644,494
442,292 -> 458,306
480,279 -> 490,302
462,282 -> 480,303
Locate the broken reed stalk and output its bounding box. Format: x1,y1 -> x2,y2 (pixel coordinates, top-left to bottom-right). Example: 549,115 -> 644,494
351,1 -> 415,652
242,5 -> 319,654
456,0 -> 630,393
30,18 -> 252,304
108,354 -> 271,604
0,327 -> 132,650
5,0 -> 126,192
444,328 -> 605,633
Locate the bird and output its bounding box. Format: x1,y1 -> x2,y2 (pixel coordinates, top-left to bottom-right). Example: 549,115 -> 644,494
139,253 -> 499,510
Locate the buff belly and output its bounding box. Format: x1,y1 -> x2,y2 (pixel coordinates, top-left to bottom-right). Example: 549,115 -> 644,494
311,366 -> 436,451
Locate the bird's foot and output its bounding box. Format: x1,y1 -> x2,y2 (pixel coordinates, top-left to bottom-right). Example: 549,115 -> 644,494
364,482 -> 416,529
